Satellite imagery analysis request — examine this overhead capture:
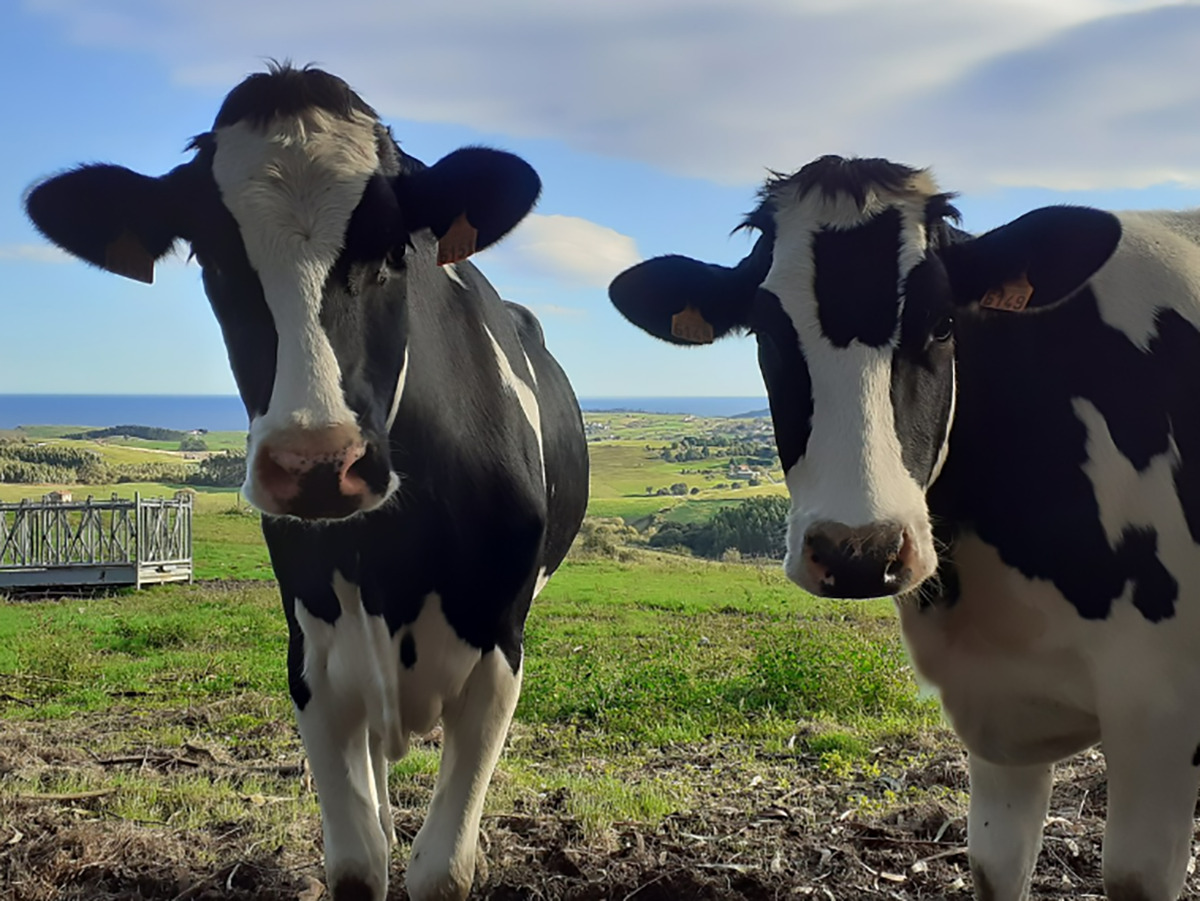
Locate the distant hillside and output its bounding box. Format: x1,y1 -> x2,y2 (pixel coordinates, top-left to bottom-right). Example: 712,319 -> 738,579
65,425 -> 187,442
730,409 -> 770,419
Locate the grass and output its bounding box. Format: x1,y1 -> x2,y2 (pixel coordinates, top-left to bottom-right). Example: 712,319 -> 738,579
0,553 -> 940,840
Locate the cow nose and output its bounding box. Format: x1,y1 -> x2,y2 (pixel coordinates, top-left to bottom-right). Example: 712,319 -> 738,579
254,426 -> 372,517
803,522 -> 916,599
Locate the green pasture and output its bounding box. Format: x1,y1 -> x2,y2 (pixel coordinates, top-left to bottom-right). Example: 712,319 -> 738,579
0,552 -> 939,836
587,443 -> 784,498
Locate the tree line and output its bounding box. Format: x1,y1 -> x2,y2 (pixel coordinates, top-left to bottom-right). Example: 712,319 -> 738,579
0,440 -> 245,488
649,495 -> 789,559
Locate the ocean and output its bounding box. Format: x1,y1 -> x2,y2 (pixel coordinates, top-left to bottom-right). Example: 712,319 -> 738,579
0,395 -> 769,432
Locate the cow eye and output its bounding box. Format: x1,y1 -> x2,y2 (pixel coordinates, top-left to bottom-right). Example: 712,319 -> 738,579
930,315 -> 954,343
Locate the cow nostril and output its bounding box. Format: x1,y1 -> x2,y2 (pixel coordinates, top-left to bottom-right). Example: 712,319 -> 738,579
339,448 -> 372,495
883,530 -> 914,582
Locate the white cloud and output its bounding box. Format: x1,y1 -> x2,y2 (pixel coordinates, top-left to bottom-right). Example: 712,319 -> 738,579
490,214 -> 641,287
25,0 -> 1196,191
0,243 -> 71,263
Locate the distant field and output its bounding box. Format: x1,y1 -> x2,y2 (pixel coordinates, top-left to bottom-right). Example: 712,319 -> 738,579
95,431 -> 247,452
1,425 -> 247,454
0,412 -> 786,579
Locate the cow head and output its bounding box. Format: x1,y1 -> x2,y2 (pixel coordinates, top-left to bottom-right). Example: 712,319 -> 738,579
610,155 -> 1121,599
25,64 -> 540,520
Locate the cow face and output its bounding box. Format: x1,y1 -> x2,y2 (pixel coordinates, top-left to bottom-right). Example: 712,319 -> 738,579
25,65 -> 540,520
610,155 -> 1123,601
749,160 -> 961,599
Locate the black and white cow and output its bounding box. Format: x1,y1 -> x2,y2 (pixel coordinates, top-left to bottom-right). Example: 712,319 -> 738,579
25,65 -> 588,901
609,155 -> 1200,901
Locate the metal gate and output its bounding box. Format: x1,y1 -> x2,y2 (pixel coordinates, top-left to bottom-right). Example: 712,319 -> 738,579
0,491 -> 193,589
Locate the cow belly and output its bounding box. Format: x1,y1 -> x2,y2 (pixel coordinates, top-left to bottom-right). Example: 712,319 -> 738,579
295,578 -> 482,761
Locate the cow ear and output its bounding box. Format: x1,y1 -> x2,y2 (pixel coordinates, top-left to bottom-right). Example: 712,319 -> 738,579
25,164 -> 182,284
397,147 -> 541,266
941,206 -> 1122,314
608,233 -> 772,346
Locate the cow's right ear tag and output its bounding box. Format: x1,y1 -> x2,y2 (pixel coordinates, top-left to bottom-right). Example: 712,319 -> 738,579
437,214 -> 478,266
979,273 -> 1033,312
670,305 -> 715,344
104,231 -> 155,284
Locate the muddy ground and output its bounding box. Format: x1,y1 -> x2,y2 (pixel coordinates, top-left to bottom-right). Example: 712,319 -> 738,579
3,708 -> 1195,900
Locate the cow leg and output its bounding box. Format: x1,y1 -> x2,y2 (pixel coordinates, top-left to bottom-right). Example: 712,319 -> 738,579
293,601 -> 390,901
369,730 -> 395,847
405,649 -> 522,901
1100,710 -> 1200,900
297,697 -> 389,901
967,754 -> 1054,900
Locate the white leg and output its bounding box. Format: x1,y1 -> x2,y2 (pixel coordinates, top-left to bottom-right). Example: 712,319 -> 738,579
294,600 -> 390,901
369,730 -> 395,848
1101,710 -> 1200,901
405,650 -> 522,901
967,754 -> 1054,901
297,697 -> 389,901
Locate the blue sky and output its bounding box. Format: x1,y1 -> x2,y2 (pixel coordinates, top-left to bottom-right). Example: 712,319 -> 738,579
3,0 -> 1200,398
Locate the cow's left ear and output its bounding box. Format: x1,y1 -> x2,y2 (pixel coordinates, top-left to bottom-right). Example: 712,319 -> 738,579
397,147 -> 541,265
941,206 -> 1122,313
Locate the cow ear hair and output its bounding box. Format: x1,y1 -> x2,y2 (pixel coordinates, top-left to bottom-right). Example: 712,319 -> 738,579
397,147 -> 541,266
941,206 -> 1122,314
608,234 -> 774,346
25,164 -> 182,284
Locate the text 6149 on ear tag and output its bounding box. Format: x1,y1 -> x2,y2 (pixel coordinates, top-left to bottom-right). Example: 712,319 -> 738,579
979,273 -> 1033,312
671,306 -> 715,344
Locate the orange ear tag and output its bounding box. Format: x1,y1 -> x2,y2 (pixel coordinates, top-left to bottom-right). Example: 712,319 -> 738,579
104,231 -> 155,284
670,306 -> 715,344
979,273 -> 1034,312
437,214 -> 478,266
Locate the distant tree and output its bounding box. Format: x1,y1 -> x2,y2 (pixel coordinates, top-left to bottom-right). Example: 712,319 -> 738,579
731,481 -> 743,490
689,487 -> 700,495
66,425 -> 185,442
646,486 -> 655,495
670,482 -> 688,496
747,477 -> 761,487
649,495 -> 788,560
188,451 -> 247,488
179,435 -> 208,452
76,457 -> 114,484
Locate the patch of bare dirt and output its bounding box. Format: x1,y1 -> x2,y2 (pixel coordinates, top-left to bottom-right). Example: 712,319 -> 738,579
2,713 -> 1198,899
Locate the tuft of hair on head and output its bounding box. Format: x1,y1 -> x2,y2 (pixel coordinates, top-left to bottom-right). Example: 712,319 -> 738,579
212,60 -> 378,130
737,155 -> 957,235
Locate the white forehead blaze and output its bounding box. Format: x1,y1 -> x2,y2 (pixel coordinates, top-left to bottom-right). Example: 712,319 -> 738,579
211,107 -> 379,438
762,172 -> 944,576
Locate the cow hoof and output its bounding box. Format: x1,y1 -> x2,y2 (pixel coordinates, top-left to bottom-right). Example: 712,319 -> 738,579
331,874 -> 381,901
405,849 -> 474,901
